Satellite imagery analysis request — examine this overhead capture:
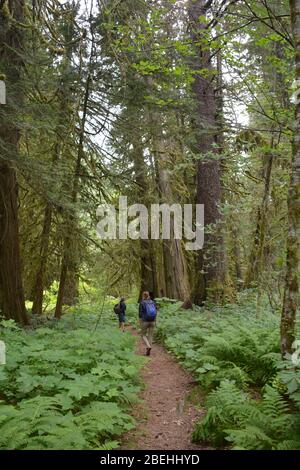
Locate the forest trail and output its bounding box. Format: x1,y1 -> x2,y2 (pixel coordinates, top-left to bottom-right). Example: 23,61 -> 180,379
121,327 -> 209,450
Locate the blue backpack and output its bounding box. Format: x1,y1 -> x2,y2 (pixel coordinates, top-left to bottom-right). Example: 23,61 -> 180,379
143,300 -> 157,322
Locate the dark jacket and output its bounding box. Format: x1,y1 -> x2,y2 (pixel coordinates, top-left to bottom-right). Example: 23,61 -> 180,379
119,301 -> 126,314
117,301 -> 126,322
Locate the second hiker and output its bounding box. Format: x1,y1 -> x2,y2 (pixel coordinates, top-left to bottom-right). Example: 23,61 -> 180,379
114,297 -> 126,332
139,291 -> 157,356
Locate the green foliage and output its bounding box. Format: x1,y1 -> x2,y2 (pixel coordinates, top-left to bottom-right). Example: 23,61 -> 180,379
0,398 -> 132,450
152,294 -> 300,450
193,380 -> 300,450
193,380 -> 251,447
278,361 -> 300,407
155,297 -> 280,391
0,310 -> 145,449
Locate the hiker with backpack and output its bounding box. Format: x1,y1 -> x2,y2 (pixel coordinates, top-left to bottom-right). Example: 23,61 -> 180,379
114,297 -> 126,332
139,291 -> 157,356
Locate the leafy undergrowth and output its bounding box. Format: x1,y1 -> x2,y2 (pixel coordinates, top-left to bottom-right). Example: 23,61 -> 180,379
0,306 -> 145,450
150,292 -> 300,450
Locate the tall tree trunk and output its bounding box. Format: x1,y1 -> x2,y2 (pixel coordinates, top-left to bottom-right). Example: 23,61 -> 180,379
153,139 -> 191,302
31,203 -> 52,315
155,244 -> 167,298
245,151 -> 274,288
145,75 -> 191,302
188,0 -> 226,305
54,156 -> 81,318
54,52 -> 92,318
0,0 -> 28,324
281,0 -> 300,355
32,27 -> 75,315
140,239 -> 158,299
232,224 -> 243,286
132,140 -> 159,300
0,167 -> 28,323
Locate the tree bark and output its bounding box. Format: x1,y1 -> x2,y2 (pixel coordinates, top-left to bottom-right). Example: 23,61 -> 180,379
54,45 -> 92,318
281,0 -> 300,355
245,151 -> 274,288
31,40 -> 74,315
153,139 -> 191,302
31,203 -> 52,315
144,73 -> 191,302
131,140 -> 159,300
0,0 -> 28,324
188,0 -> 226,305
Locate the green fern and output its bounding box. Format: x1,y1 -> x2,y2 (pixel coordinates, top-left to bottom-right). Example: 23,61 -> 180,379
194,381 -> 300,449
0,312 -> 145,450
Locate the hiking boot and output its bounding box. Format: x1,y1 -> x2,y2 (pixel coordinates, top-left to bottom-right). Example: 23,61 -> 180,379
146,348 -> 151,356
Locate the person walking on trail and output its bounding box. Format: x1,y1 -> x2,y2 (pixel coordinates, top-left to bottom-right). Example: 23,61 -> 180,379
114,297 -> 126,332
139,291 -> 157,356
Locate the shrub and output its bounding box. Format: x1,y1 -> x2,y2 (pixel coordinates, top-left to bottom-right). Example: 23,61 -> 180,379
0,311 -> 145,449
152,294 -> 300,450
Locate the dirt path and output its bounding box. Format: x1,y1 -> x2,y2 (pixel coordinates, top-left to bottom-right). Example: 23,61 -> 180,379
121,328 -> 209,450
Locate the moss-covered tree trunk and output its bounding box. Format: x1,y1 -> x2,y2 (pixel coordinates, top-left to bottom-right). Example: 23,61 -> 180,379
145,75 -> 191,303
54,12 -> 92,319
153,138 -> 191,302
54,52 -> 91,318
188,0 -> 226,305
281,0 -> 300,355
0,0 -> 28,324
131,140 -> 158,300
32,47 -> 74,315
31,203 -> 52,315
245,151 -> 274,288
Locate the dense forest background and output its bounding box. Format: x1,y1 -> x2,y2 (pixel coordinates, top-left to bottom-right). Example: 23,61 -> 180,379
1,0 -> 300,451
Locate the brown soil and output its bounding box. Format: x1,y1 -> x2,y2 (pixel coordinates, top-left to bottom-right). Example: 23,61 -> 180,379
121,328 -> 210,450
